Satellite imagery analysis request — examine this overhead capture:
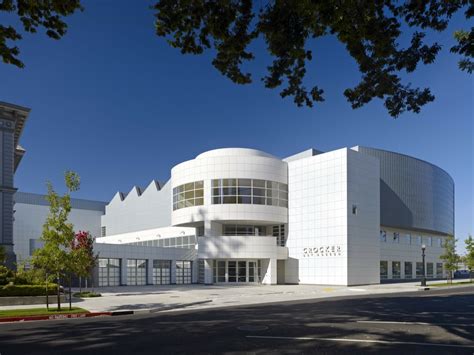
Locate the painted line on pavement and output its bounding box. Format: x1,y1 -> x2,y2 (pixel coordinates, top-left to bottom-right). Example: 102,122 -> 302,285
246,335 -> 474,349
356,320 -> 474,327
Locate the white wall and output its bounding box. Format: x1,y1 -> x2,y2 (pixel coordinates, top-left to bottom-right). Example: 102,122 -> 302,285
380,227 -> 447,279
197,236 -> 287,260
101,180 -> 171,236
14,202 -> 103,263
286,148 -> 380,286
286,148 -> 349,285
346,148 -> 380,285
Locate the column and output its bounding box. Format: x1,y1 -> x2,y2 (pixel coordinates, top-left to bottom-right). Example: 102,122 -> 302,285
120,258 -> 127,286
170,260 -> 177,284
204,259 -> 213,284
261,258 -> 277,285
147,259 -> 154,285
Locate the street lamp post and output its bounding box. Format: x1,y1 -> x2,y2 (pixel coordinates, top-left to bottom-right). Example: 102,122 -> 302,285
421,244 -> 426,287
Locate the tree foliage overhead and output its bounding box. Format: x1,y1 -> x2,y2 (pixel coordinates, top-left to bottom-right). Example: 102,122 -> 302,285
0,0 -> 82,68
153,0 -> 473,117
1,1 -> 472,117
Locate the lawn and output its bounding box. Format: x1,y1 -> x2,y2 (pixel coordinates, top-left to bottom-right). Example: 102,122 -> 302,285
429,280 -> 474,287
0,307 -> 89,318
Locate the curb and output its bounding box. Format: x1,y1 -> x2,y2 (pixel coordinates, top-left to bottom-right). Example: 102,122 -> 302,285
0,300 -> 214,323
0,312 -> 112,323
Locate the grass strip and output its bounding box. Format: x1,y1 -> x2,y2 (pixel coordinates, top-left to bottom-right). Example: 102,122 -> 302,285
0,307 -> 89,318
429,281 -> 474,287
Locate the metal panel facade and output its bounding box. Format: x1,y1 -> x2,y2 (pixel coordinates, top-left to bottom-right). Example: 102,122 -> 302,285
356,147 -> 454,235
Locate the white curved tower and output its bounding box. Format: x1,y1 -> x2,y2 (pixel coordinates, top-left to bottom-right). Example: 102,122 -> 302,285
171,148 -> 289,284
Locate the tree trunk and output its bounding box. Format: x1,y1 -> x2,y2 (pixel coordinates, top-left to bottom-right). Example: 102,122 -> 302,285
69,274 -> 72,311
45,274 -> 49,311
79,276 -> 82,294
57,273 -> 61,311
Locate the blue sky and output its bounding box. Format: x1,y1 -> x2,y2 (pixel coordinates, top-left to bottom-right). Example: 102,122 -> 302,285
1,1 -> 472,251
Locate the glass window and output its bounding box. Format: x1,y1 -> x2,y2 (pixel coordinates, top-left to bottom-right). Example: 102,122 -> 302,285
173,181 -> 204,210
211,179 -> 288,207
427,262 -> 434,278
238,179 -> 251,187
404,262 -> 413,279
380,261 -> 388,279
176,261 -> 192,284
223,196 -> 237,204
228,261 -> 237,282
436,263 -> 443,278
415,236 -> 422,245
392,261 -> 401,279
153,260 -> 171,285
437,238 -> 442,247
380,230 -> 387,242
222,179 -> 237,187
405,234 -> 412,244
217,261 -> 226,282
127,259 -> 147,286
98,258 -> 121,287
416,262 -> 424,278
252,196 -> 266,205
238,261 -> 246,282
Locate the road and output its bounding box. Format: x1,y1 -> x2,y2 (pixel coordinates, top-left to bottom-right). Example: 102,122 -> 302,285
0,286 -> 473,354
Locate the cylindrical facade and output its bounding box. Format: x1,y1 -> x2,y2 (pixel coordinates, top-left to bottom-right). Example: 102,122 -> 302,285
171,148 -> 288,227
356,147 -> 454,236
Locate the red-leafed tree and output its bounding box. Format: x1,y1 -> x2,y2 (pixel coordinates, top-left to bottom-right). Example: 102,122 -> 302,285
71,231 -> 98,294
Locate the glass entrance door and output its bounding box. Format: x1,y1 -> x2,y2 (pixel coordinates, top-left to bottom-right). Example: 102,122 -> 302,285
228,261 -> 237,282
248,261 -> 257,283
213,260 -> 260,283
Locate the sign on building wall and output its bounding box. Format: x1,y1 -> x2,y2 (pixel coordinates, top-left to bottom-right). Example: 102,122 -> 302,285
303,245 -> 343,257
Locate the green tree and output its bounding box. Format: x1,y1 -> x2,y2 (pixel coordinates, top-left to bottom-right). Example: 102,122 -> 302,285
440,235 -> 459,284
464,234 -> 474,282
153,1 -> 473,117
32,171 -> 80,311
71,231 -> 98,294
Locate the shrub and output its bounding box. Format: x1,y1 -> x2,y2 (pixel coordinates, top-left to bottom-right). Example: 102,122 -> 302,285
0,284 -> 58,297
14,263 -> 49,285
0,266 -> 14,285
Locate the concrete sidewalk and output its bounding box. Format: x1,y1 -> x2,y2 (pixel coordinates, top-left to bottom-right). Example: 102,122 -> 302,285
1,279 -> 470,314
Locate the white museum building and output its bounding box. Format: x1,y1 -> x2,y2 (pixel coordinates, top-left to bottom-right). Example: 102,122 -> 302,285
4,97 -> 454,287
13,146 -> 454,287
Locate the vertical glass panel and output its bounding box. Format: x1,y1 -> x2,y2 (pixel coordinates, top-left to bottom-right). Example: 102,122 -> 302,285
380,261 -> 388,279
238,179 -> 251,187
427,262 -> 434,278
238,261 -> 246,282
195,181 -> 204,189
223,179 -> 237,187
217,261 -> 226,282
416,262 -> 424,278
392,261 -> 401,279
436,263 -> 443,278
404,262 -> 413,279
228,261 -> 237,282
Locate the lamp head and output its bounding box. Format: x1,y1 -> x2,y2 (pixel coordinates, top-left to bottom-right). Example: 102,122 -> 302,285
422,244 -> 426,250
